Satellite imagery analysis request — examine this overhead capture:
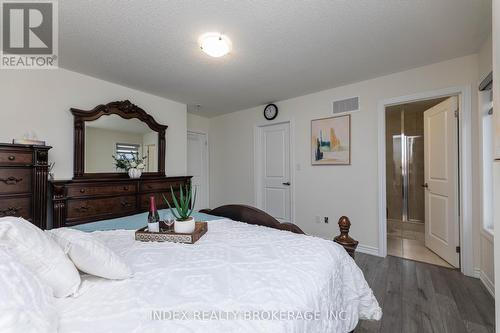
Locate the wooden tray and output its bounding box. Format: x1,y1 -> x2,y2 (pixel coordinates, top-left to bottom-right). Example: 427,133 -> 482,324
135,221 -> 207,244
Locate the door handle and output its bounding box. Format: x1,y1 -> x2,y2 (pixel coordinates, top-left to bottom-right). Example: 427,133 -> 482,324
282,182 -> 291,186
421,183 -> 428,188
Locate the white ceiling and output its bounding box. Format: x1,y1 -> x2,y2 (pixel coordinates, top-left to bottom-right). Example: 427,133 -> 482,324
60,0 -> 491,117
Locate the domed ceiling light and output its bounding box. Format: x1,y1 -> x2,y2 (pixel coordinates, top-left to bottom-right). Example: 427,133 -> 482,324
199,32 -> 232,58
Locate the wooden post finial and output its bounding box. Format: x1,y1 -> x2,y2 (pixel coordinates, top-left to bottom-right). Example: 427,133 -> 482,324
333,216 -> 359,258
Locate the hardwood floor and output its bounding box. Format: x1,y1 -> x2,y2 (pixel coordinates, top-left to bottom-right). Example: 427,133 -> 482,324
355,253 -> 495,333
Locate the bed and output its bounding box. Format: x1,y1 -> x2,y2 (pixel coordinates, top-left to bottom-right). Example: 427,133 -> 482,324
49,205 -> 381,333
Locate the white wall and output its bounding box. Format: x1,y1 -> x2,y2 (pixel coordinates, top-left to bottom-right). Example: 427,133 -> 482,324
85,127 -> 144,173
479,34 -> 493,82
0,69 -> 187,179
187,113 -> 210,134
492,0 -> 500,323
208,55 -> 481,265
477,33 -> 495,296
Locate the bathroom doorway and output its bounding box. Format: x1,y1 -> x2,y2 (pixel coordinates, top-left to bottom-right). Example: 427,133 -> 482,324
385,96 -> 459,268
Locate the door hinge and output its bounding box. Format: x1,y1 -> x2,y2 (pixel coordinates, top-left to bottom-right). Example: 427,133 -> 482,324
454,110 -> 459,118
456,246 -> 460,253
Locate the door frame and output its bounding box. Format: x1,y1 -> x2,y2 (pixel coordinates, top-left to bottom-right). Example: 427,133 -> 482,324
187,130 -> 209,210
254,118 -> 296,224
377,85 -> 473,277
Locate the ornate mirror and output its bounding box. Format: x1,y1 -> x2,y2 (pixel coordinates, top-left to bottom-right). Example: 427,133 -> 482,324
72,100 -> 167,179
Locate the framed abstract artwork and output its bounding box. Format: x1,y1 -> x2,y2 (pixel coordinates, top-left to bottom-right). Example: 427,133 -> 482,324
311,114 -> 351,165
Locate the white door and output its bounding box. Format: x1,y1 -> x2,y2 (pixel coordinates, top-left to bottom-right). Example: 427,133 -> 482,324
423,97 -> 459,267
187,132 -> 208,211
146,145 -> 156,172
258,122 -> 292,223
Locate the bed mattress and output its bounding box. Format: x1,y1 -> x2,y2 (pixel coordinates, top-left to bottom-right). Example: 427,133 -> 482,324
56,218 -> 381,332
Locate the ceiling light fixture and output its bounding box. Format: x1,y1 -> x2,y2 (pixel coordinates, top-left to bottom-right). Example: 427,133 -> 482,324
199,32 -> 232,58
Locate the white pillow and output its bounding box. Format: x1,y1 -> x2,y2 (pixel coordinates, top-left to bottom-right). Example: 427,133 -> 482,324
47,228 -> 132,280
0,247 -> 58,333
0,217 -> 81,298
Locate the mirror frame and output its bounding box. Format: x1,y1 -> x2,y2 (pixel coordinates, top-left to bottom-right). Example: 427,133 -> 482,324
72,100 -> 167,179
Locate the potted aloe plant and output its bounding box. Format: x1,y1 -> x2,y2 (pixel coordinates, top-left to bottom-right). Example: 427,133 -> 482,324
162,185 -> 197,234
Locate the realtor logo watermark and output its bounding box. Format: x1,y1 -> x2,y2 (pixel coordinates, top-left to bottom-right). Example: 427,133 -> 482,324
1,0 -> 58,69
150,310 -> 349,321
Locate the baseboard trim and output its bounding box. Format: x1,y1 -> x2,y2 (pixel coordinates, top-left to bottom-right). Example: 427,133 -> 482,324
479,270 -> 495,298
356,244 -> 382,257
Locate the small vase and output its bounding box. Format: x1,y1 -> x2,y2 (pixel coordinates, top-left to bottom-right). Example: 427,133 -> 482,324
174,217 -> 195,234
128,168 -> 142,179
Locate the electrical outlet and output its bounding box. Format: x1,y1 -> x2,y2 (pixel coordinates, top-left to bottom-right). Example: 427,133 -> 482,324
324,217 -> 329,224
315,216 -> 321,223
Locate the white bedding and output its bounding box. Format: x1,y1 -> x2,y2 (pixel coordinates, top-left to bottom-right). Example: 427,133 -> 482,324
56,219 -> 381,333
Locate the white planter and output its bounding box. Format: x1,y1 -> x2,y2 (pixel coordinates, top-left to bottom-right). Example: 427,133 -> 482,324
174,217 -> 195,234
128,168 -> 142,179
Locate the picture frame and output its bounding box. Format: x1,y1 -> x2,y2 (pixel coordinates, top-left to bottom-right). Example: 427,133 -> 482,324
311,114 -> 351,165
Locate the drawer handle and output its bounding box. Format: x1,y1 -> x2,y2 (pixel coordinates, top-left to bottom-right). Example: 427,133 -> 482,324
121,201 -> 132,208
147,185 -> 152,189
123,186 -> 129,191
0,176 -> 23,185
76,206 -> 90,212
80,188 -> 86,193
8,155 -> 15,161
0,207 -> 20,216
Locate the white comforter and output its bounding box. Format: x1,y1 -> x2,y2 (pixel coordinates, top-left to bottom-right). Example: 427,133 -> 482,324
56,219 -> 381,333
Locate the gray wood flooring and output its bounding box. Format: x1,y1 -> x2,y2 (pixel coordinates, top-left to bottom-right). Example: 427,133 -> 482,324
355,253 -> 495,333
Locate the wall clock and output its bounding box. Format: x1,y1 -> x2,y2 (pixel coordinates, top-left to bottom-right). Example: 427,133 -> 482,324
263,104 -> 278,120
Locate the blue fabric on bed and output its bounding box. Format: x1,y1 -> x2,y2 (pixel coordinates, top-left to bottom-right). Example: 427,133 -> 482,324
70,210 -> 221,232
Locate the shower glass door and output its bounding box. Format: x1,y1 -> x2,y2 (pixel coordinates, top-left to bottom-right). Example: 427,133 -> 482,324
386,107 -> 424,223
404,135 -> 424,222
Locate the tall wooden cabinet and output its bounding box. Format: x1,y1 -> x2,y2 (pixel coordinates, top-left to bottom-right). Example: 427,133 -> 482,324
0,143 -> 51,229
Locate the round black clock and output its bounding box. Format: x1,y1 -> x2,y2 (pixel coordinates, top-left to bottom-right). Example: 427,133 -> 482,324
263,104 -> 278,120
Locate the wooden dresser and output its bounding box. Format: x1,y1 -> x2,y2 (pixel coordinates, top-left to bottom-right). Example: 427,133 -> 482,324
50,176 -> 191,228
0,143 -> 51,228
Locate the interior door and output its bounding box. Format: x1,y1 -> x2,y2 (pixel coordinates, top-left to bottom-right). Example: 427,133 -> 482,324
146,145 -> 156,172
423,96 -> 459,267
187,132 -> 208,211
259,122 -> 291,223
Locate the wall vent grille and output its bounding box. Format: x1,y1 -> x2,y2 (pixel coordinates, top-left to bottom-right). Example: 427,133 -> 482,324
333,97 -> 359,114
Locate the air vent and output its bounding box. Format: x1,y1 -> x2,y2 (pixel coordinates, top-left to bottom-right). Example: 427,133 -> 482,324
333,97 -> 359,115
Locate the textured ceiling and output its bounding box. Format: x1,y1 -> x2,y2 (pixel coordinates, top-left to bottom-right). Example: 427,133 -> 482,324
60,0 -> 491,117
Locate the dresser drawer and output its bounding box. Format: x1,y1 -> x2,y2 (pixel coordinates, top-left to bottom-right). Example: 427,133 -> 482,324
67,183 -> 136,197
139,191 -> 180,210
67,195 -> 136,219
0,197 -> 32,220
140,180 -> 185,192
0,169 -> 32,194
0,151 -> 33,165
